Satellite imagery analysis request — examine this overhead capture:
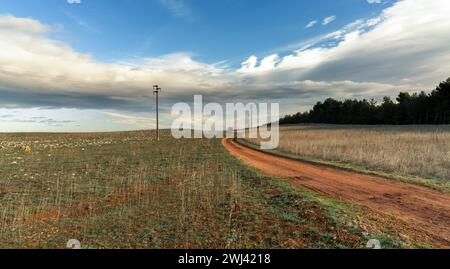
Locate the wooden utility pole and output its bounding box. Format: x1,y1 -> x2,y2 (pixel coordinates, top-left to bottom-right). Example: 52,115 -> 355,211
153,85 -> 162,140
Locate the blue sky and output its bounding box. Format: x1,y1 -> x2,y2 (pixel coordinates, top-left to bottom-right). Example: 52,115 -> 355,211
0,0 -> 449,132
0,0 -> 388,64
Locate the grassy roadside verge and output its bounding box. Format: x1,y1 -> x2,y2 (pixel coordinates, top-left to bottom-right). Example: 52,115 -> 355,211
239,139 -> 450,194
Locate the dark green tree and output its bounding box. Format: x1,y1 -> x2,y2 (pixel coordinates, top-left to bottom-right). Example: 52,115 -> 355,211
280,78 -> 450,125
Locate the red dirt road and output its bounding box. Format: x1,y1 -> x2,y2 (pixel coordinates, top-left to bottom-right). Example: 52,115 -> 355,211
223,139 -> 450,247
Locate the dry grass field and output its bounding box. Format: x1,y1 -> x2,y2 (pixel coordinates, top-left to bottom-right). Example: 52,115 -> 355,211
245,125 -> 450,191
0,130 -> 428,249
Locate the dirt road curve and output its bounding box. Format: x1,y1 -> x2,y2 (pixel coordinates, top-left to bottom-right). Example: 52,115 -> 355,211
222,139 -> 450,246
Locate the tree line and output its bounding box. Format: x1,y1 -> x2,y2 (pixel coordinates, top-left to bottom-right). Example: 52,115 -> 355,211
280,78 -> 450,125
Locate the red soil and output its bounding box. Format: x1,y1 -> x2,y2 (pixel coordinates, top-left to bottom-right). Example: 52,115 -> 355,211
223,139 -> 450,247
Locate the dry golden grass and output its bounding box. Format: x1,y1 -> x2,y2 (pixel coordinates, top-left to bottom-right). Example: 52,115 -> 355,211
247,125 -> 450,181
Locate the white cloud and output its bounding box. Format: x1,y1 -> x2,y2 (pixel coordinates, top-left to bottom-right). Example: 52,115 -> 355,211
367,0 -> 383,3
67,0 -> 81,4
130,52 -> 225,74
0,14 -> 51,33
238,56 -> 258,72
322,15 -> 336,25
0,14 -> 229,109
238,54 -> 281,73
237,0 -> 450,88
306,20 -> 318,28
0,0 -> 450,115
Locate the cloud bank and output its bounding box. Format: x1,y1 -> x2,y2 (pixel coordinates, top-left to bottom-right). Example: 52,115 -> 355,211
0,0 -> 450,115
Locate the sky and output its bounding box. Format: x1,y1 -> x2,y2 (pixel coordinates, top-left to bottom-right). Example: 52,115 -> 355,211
0,0 -> 449,132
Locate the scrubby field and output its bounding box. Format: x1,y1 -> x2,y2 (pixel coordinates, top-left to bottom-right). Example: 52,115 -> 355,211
246,125 -> 450,191
0,131 -> 426,248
